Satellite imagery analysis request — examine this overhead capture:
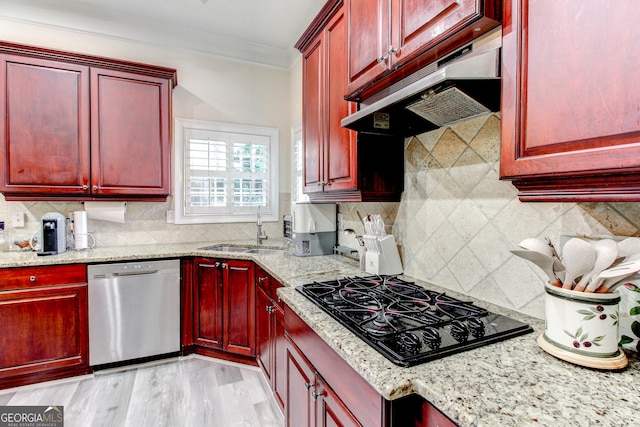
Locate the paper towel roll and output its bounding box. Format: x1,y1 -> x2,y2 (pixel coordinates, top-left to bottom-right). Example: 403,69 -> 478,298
73,210 -> 89,250
84,202 -> 127,223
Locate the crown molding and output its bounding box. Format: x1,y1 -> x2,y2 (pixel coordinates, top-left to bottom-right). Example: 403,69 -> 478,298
0,0 -> 299,69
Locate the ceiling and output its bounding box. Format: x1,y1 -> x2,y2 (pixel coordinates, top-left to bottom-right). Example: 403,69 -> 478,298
0,0 -> 327,69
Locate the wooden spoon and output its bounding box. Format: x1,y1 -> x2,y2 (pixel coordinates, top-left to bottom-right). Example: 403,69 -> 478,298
561,238 -> 596,290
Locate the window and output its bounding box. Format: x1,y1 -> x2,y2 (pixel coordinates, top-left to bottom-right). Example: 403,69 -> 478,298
174,118 -> 279,224
291,122 -> 309,203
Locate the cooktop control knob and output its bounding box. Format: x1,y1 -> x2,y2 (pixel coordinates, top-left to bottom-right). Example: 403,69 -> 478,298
450,320 -> 469,343
422,327 -> 442,350
467,317 -> 486,338
399,332 -> 422,353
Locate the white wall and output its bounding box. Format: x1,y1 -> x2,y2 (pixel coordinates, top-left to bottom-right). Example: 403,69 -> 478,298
0,18 -> 293,194
0,17 -> 296,247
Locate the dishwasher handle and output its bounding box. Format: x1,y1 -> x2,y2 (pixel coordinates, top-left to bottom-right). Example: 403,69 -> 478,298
111,269 -> 159,277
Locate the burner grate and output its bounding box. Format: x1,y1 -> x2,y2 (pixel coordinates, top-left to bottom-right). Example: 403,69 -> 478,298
296,275 -> 533,366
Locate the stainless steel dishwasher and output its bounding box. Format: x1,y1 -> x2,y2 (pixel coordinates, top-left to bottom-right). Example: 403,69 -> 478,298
88,259 -> 180,366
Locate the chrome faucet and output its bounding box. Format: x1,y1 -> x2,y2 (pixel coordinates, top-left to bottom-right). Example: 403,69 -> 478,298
256,206 -> 268,245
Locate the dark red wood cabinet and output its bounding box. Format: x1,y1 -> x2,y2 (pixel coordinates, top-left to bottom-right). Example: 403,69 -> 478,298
187,258 -> 256,361
285,337 -> 361,427
284,303 -> 458,427
0,41 -> 176,201
297,1 -> 358,197
255,266 -> 286,409
346,0 -> 502,101
500,1 -> 640,201
295,0 -> 404,202
0,264 -> 90,389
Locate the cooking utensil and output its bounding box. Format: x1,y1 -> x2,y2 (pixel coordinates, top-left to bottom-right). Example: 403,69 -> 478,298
520,237 -> 565,279
373,215 -> 385,236
561,238 -> 596,290
574,239 -> 618,292
544,236 -> 560,259
519,237 -> 553,257
617,237 -> 640,258
510,249 -> 561,287
591,271 -> 635,293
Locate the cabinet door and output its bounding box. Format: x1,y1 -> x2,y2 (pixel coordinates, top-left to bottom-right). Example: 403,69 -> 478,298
273,303 -> 286,410
90,68 -> 171,197
0,54 -> 90,194
500,1 -> 640,201
302,38 -> 325,194
0,284 -> 88,385
324,6 -> 358,192
390,0 -> 485,68
223,260 -> 255,356
346,0 -> 389,95
316,378 -> 362,427
285,339 -> 316,427
193,258 -> 224,350
256,285 -> 273,381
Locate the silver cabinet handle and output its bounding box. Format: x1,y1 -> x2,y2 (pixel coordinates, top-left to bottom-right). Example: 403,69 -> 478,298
92,185 -> 98,191
304,382 -> 312,390
377,55 -> 388,63
82,185 -> 88,190
388,46 -> 400,56
29,275 -> 36,282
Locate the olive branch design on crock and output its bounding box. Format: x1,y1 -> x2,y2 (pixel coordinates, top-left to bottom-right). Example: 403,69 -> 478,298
577,304 -> 618,326
564,304 -> 619,349
564,326 -> 605,348
619,283 -> 640,349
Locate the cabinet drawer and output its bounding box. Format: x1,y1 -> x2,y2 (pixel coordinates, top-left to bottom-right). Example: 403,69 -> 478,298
0,264 -> 87,291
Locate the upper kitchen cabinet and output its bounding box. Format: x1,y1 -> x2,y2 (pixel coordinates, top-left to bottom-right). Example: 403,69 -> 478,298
500,2 -> 640,201
297,1 -> 358,197
296,0 -> 404,202
0,41 -> 176,201
346,0 -> 502,101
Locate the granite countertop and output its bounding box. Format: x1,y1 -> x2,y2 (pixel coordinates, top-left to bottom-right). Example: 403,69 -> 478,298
1,242 -> 638,426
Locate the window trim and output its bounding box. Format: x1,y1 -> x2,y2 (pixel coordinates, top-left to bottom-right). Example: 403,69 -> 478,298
174,118 -> 279,224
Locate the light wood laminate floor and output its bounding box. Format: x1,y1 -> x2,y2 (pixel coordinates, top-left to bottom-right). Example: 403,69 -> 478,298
0,356 -> 284,427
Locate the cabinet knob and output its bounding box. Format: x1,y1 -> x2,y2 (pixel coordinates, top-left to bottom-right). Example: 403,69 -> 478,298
82,185 -> 88,190
311,390 -> 322,401
29,275 -> 36,282
388,46 -> 400,56
377,55 -> 388,64
258,277 -> 267,283
213,262 -> 221,268
304,382 -> 312,390
221,263 -> 228,269
92,185 -> 98,191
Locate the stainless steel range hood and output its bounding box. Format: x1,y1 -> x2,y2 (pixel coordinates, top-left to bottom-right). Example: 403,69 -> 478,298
341,28 -> 502,137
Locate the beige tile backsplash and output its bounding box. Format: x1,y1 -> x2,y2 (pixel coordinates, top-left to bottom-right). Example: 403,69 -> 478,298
338,113 -> 640,319
2,113 -> 639,319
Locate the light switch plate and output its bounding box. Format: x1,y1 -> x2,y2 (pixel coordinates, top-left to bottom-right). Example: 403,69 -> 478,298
11,212 -> 24,228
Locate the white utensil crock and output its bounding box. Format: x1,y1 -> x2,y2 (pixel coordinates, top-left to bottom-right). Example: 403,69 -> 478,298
538,283 -> 628,369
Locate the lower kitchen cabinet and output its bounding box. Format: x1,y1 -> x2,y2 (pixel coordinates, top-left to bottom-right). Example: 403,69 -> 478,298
187,258 -> 256,361
284,303 -> 457,427
255,266 -> 286,409
0,264 -> 90,389
286,337 -> 361,427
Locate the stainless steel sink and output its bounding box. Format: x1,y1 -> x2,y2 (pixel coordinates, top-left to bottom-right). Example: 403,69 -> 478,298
244,248 -> 282,254
199,245 -> 283,254
199,245 -> 252,252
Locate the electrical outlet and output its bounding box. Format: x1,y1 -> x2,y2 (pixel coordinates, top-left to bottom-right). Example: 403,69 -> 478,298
337,213 -> 344,230
11,212 -> 24,228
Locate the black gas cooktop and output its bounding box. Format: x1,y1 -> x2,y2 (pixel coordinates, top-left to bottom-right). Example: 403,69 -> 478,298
296,275 -> 533,367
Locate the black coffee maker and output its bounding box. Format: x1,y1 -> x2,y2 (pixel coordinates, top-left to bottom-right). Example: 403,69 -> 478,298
38,212 -> 67,256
